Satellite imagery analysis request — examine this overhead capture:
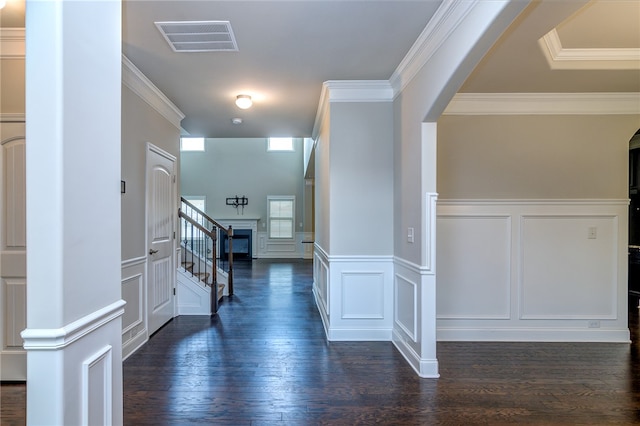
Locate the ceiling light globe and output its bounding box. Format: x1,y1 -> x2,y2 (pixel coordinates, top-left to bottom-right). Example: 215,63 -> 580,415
235,94 -> 252,109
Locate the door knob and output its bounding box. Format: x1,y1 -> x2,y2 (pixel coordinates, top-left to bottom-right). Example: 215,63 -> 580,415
149,249 -> 159,255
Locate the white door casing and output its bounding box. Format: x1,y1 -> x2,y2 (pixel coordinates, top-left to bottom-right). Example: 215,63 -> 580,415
146,143 -> 176,335
0,120 -> 27,381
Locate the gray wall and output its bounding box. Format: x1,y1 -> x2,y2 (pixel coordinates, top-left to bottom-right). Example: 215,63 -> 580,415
315,103 -> 331,252
121,84 -> 181,261
329,102 -> 394,256
180,138 -> 305,232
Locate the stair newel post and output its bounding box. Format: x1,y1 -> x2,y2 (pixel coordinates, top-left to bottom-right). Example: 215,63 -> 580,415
227,225 -> 234,296
211,226 -> 218,315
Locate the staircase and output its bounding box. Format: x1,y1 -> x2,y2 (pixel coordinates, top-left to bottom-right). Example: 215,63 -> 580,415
178,197 -> 234,315
181,260 -> 224,300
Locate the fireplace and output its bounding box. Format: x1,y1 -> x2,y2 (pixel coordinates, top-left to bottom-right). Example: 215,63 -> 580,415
220,228 -> 252,260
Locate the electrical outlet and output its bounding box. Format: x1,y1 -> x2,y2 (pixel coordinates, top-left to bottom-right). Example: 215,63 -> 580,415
588,320 -> 600,328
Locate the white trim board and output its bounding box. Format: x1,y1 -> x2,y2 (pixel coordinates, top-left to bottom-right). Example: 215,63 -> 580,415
22,300 -> 126,350
540,29 -> 640,71
312,80 -> 393,139
122,55 -> 185,129
437,328 -> 630,343
443,93 -> 640,115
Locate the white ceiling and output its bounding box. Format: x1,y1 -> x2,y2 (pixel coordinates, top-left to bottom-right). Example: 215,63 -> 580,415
122,0 -> 442,138
2,0 -> 639,138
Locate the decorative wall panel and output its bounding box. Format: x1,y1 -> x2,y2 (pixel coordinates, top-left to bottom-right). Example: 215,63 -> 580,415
341,272 -> 384,319
437,215 -> 511,319
394,273 -> 417,342
520,215 -> 617,319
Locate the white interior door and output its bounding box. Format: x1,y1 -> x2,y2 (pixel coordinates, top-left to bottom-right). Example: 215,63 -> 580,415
0,121 -> 27,380
147,144 -> 176,335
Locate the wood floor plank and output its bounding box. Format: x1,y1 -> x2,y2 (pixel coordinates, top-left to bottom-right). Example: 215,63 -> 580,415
3,259 -> 640,425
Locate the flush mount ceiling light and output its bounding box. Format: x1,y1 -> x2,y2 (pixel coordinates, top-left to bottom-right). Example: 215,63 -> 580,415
232,118 -> 243,124
235,94 -> 252,109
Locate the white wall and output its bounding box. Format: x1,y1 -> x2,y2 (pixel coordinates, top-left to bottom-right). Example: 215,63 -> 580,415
312,82 -> 395,342
180,137 -> 307,258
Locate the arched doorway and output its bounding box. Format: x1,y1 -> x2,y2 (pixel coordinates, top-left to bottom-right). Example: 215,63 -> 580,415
627,129 -> 640,304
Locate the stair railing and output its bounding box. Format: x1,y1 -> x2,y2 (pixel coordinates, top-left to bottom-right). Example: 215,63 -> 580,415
178,198 -> 234,313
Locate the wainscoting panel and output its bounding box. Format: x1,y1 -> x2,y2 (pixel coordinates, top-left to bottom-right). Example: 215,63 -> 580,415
437,215 -> 511,319
341,272 -> 385,319
121,257 -> 147,360
436,200 -> 629,342
324,255 -> 393,341
521,215 -> 617,319
394,273 -> 418,342
313,246 -> 330,334
392,258 -> 439,378
82,345 -> 113,426
256,231 -> 310,258
22,301 -> 125,425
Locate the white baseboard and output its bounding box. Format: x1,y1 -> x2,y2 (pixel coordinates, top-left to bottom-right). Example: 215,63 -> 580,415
327,328 -> 392,341
122,330 -> 147,361
437,327 -> 631,343
392,330 -> 439,378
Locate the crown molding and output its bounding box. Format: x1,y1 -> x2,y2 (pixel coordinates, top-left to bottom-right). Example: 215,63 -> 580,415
321,80 -> 394,103
0,28 -> 25,59
540,29 -> 640,71
122,55 -> 185,129
312,80 -> 393,139
0,113 -> 25,122
443,92 -> 640,115
390,0 -> 478,97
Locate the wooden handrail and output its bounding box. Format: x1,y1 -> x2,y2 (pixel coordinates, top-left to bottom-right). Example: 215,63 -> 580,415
181,197 -> 229,233
179,197 -> 234,298
177,209 -> 217,239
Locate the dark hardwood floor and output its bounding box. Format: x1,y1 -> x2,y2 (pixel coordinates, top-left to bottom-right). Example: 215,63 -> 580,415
3,259 -> 640,425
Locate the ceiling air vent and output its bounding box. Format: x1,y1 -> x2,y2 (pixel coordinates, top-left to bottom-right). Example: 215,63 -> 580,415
155,21 -> 238,53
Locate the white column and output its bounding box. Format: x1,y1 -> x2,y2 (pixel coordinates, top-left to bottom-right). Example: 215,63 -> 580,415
22,1 -> 124,424
420,122 -> 438,377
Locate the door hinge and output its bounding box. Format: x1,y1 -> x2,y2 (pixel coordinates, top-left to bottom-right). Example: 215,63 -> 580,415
173,231 -> 176,239
173,288 -> 176,296
172,175 -> 176,183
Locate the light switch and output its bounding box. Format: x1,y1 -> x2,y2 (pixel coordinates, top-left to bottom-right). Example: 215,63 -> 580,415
407,227 -> 414,243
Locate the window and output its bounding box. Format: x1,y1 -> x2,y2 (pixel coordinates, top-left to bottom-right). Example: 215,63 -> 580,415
268,137 -> 294,152
184,196 -> 205,214
180,137 -> 205,152
268,196 -> 295,239
182,196 -> 206,240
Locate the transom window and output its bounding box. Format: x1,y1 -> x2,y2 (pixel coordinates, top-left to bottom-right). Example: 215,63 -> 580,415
268,137 -> 294,152
268,196 -> 295,239
180,137 -> 205,152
